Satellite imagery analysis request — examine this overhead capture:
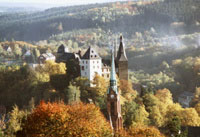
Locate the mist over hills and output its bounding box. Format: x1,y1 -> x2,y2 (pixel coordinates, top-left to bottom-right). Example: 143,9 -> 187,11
0,0 -> 199,42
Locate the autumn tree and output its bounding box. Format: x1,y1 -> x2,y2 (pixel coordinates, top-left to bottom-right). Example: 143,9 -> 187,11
195,102 -> 200,116
122,101 -> 149,127
18,102 -> 112,137
92,74 -> 108,97
191,87 -> 200,106
35,60 -> 66,82
116,125 -> 165,137
6,105 -> 29,137
120,80 -> 137,101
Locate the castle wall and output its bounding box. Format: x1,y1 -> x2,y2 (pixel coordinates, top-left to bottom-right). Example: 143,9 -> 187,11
80,59 -> 102,81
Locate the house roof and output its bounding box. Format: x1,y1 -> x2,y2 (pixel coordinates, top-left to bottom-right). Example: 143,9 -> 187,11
82,47 -> 101,60
57,53 -> 80,62
41,53 -> 55,58
57,44 -> 69,53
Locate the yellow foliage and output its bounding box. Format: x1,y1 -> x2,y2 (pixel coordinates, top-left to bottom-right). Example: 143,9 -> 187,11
178,108 -> 200,126
134,105 -> 149,125
116,125 -> 166,137
92,74 -> 108,96
195,103 -> 200,116
155,88 -> 173,104
35,60 -> 66,82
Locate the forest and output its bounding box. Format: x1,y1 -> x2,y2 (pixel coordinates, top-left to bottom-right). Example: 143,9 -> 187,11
0,0 -> 200,136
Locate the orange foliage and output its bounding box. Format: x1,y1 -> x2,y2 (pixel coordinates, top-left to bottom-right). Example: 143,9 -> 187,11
19,101 -> 112,137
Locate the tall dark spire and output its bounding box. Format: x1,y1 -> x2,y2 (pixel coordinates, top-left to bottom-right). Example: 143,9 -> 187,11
116,35 -> 128,61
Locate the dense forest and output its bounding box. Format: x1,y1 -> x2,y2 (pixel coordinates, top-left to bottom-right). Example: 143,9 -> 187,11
0,0 -> 200,136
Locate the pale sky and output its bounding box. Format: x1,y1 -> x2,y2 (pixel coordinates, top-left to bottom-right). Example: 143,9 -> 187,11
0,0 -> 129,6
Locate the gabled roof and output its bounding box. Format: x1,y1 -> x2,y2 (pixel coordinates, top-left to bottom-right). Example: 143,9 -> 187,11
57,44 -> 69,53
82,46 -> 101,59
116,36 -> 128,61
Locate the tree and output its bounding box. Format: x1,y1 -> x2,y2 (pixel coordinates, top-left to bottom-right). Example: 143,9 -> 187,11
195,102 -> 200,116
72,77 -> 90,102
57,22 -> 63,32
0,44 -> 3,54
92,74 -> 108,97
128,125 -> 165,137
120,80 -> 137,101
6,105 -> 29,137
178,108 -> 200,126
35,60 -> 66,82
66,84 -> 80,104
18,102 -> 112,137
72,42 -> 79,49
165,116 -> 187,137
122,101 -> 149,127
155,88 -> 173,105
66,59 -> 80,81
33,48 -> 40,59
116,125 -> 165,137
13,45 -> 22,58
191,87 -> 200,106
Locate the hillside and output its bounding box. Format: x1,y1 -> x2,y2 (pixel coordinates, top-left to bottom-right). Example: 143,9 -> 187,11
0,0 -> 199,41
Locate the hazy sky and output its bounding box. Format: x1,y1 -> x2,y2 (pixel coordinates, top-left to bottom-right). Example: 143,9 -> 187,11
0,0 -> 128,6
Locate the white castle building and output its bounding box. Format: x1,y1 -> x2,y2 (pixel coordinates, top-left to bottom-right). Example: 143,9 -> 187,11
56,36 -> 128,82
80,46 -> 102,81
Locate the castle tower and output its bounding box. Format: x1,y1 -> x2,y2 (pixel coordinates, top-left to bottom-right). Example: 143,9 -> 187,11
107,49 -> 123,131
116,36 -> 128,81
80,46 -> 102,82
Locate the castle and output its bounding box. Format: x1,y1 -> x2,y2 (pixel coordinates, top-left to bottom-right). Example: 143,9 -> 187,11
56,36 -> 128,82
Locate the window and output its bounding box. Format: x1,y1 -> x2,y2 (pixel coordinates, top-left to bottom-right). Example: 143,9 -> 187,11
107,74 -> 109,78
85,72 -> 87,75
86,66 -> 88,69
82,66 -> 84,70
97,61 -> 99,63
92,50 -> 94,53
102,74 -> 104,77
95,55 -> 97,57
91,55 -> 93,58
97,66 -> 99,69
93,66 -> 95,69
86,61 -> 88,64
93,61 -> 95,63
82,61 -> 84,64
